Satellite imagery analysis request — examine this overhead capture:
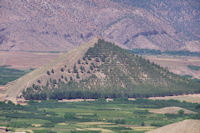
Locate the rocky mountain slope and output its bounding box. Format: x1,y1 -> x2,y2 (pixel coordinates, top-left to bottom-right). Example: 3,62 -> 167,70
0,0 -> 199,52
5,38 -> 200,100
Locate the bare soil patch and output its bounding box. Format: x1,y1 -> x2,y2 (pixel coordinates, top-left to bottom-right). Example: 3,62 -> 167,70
149,106 -> 196,114
58,99 -> 95,102
149,94 -> 200,103
147,119 -> 200,133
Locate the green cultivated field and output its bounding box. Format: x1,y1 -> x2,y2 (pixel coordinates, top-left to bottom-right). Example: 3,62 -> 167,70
0,99 -> 199,133
0,66 -> 33,85
187,65 -> 200,71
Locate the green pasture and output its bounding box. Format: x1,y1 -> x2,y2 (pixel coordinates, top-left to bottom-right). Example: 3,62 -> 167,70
0,99 -> 199,133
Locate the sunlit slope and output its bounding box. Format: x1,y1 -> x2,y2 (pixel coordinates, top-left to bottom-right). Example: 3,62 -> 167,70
147,119 -> 200,133
5,38 -> 98,100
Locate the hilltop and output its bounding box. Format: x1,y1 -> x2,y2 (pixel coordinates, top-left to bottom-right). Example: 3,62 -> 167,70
7,39 -> 199,100
0,0 -> 199,52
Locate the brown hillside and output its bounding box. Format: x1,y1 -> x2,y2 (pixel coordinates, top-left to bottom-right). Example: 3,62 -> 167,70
0,0 -> 199,52
147,119 -> 200,133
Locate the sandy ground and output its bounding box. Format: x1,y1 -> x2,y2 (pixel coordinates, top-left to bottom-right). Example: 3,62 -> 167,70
149,106 -> 197,114
58,99 -> 96,102
146,119 -> 200,133
149,94 -> 200,103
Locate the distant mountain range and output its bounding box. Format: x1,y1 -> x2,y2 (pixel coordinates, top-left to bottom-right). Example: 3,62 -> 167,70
0,0 -> 199,52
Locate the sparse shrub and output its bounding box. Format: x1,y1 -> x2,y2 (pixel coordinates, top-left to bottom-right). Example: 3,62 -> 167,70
150,122 -> 164,127
37,80 -> 41,84
68,69 -> 71,73
90,65 -> 94,71
32,84 -> 36,88
53,79 -> 57,84
47,71 -> 50,75
95,58 -> 100,62
64,112 -> 76,120
50,78 -> 52,83
86,60 -> 88,64
88,57 -> 91,60
178,110 -> 184,116
76,73 -> 80,79
46,81 -> 49,87
115,119 -> 125,124
141,122 -> 145,126
80,66 -> 85,73
73,64 -> 78,73
61,68 -> 64,72
101,56 -> 106,62
7,100 -> 14,105
51,69 -> 54,74
193,112 -> 200,119
42,122 -> 55,128
91,63 -> 95,67
34,85 -> 41,90
195,104 -> 200,109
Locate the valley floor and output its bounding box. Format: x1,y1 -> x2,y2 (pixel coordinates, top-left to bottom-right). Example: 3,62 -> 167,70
0,99 -> 199,133
0,51 -> 60,70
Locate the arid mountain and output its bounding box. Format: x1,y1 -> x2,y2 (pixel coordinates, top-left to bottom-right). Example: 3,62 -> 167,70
5,38 -> 200,101
0,0 -> 199,52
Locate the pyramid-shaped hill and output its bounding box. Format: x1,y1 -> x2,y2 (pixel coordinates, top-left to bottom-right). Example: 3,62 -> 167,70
16,39 -> 200,100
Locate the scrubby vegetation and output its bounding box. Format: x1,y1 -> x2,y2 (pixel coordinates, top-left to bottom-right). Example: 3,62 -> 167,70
0,99 -> 199,133
131,48 -> 200,57
187,65 -> 200,71
0,66 -> 32,85
22,39 -> 200,100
